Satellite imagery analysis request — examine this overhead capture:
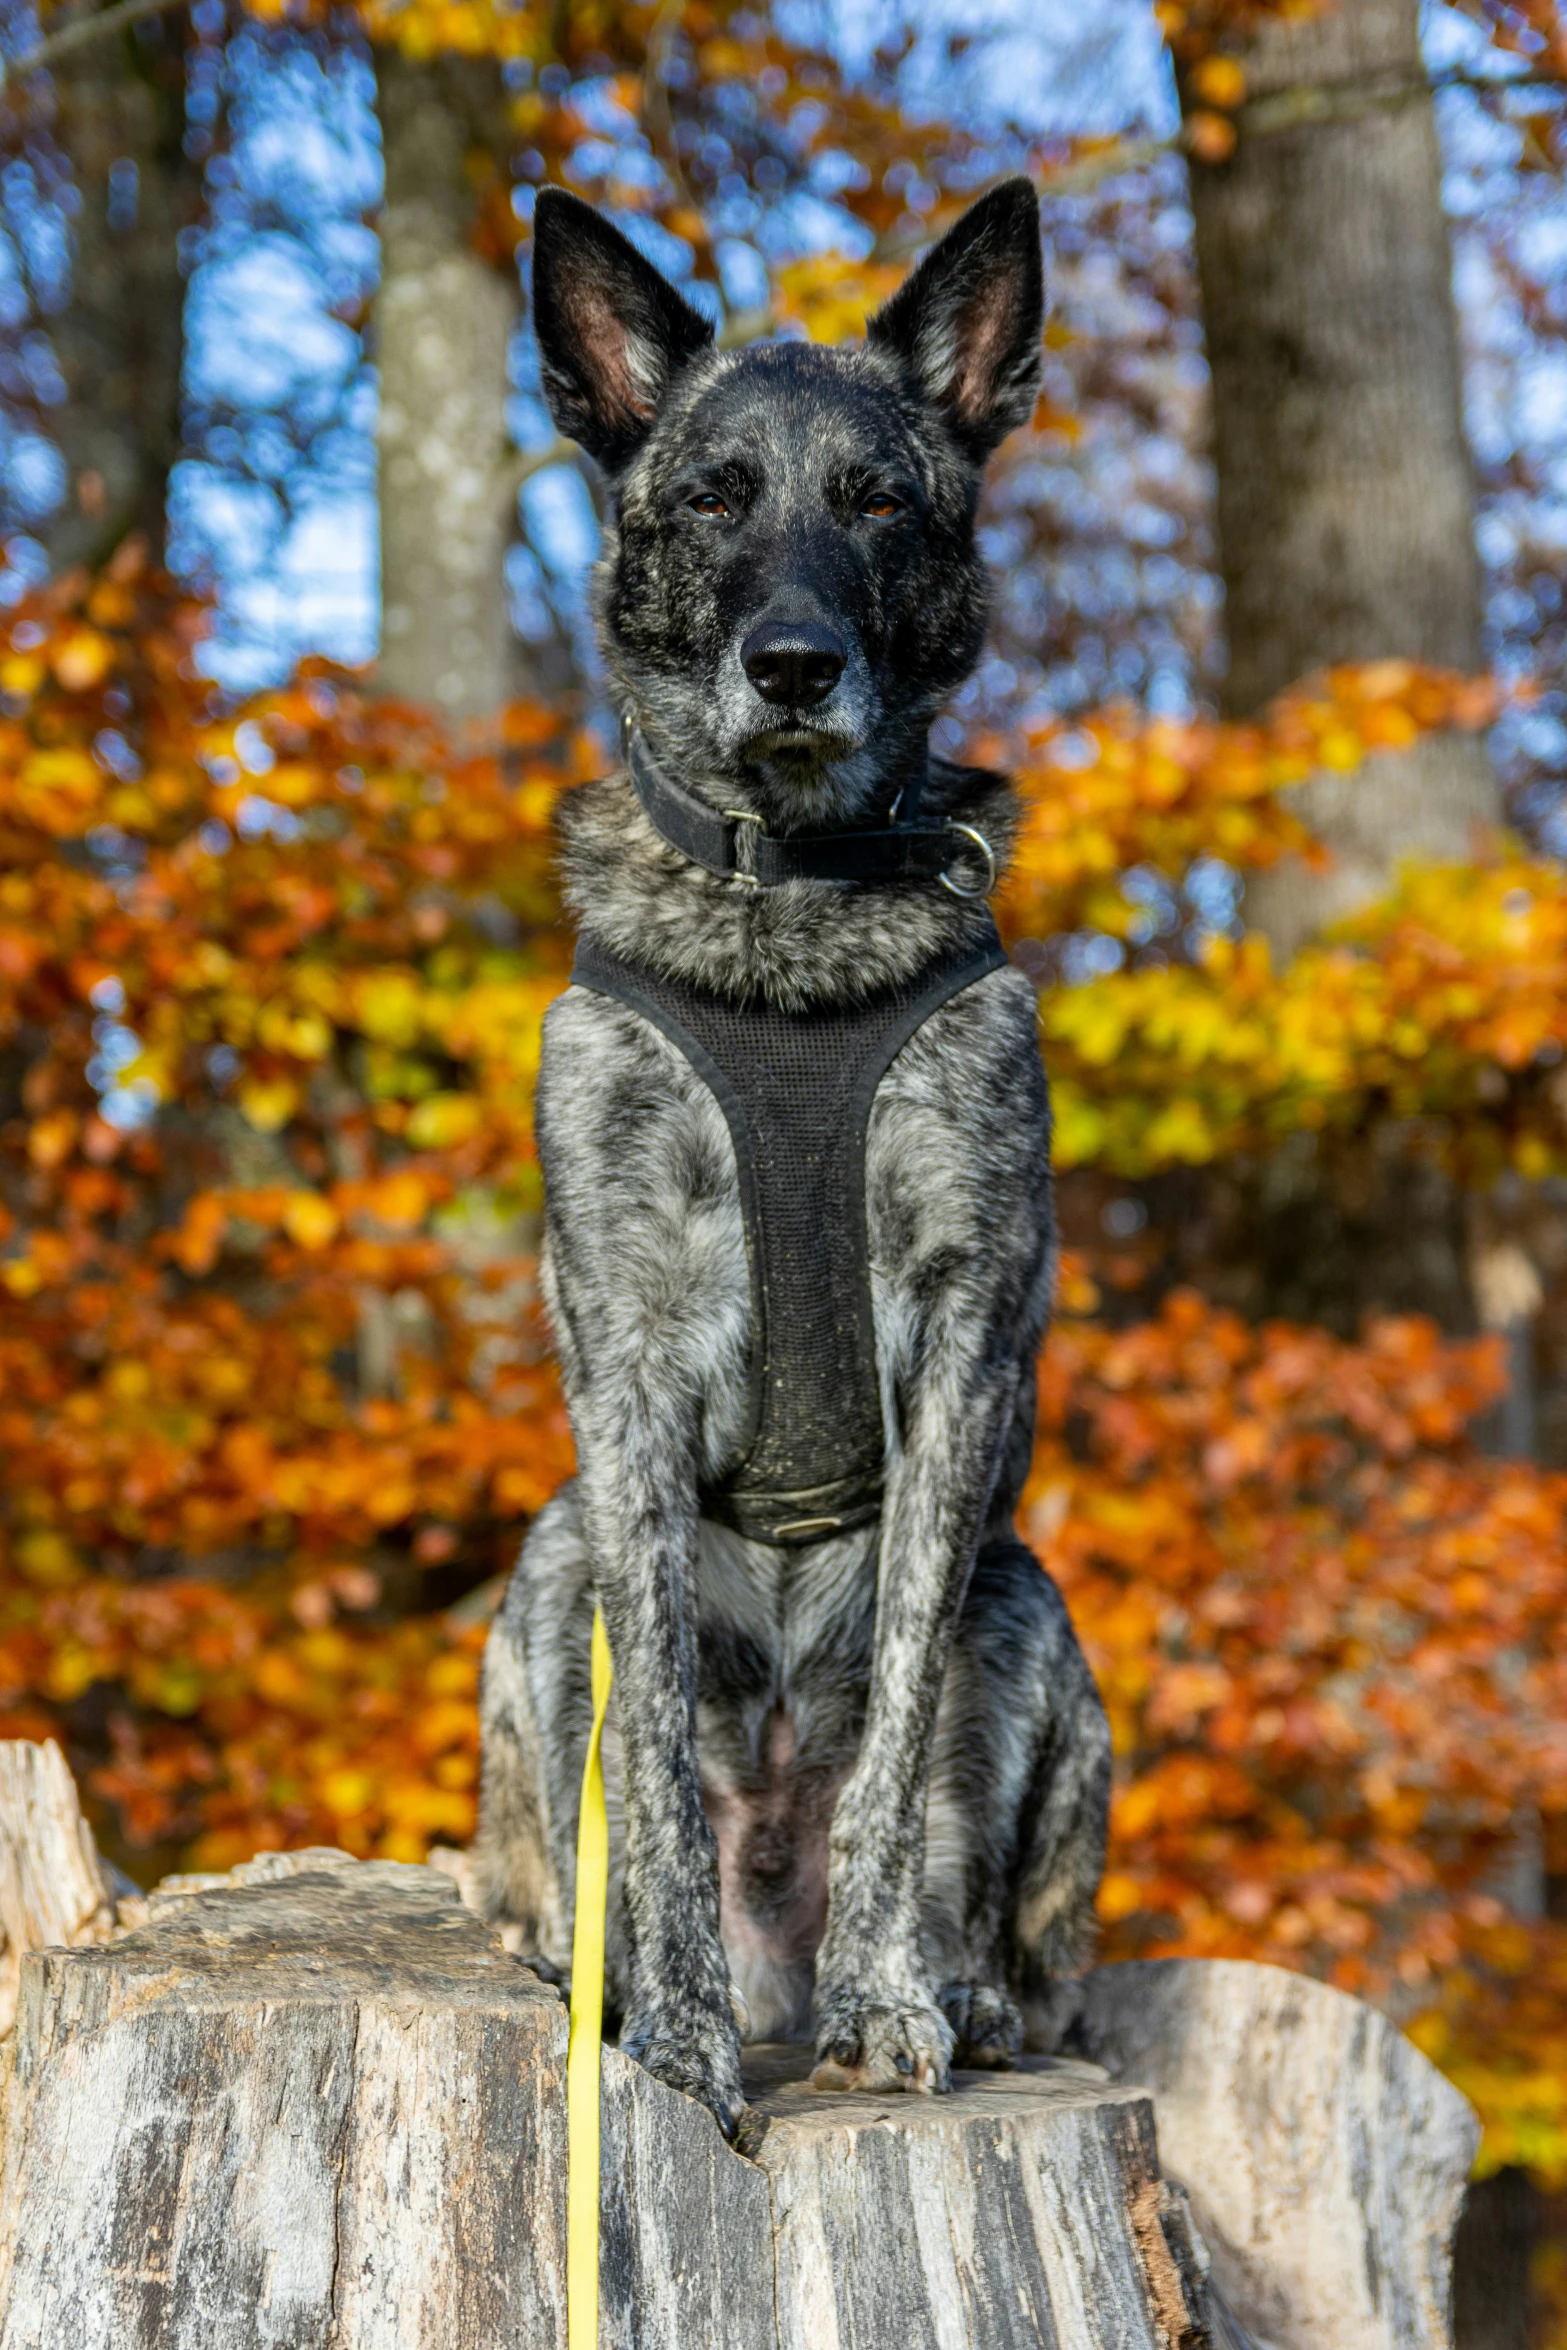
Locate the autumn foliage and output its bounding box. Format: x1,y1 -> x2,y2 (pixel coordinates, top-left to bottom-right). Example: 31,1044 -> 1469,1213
1030,1279 -> 1567,2181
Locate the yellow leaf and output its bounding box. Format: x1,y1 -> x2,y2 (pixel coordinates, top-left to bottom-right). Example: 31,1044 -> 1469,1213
407,1092 -> 483,1149
1190,56 -> 1245,108
321,1768 -> 376,1818
1317,729 -> 1363,773
16,1529 -> 83,1588
283,1191 -> 340,1250
51,628 -> 114,692
238,1077 -> 300,1134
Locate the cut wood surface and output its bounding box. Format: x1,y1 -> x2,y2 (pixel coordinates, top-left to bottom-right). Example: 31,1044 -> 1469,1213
1074,1958 -> 1479,2350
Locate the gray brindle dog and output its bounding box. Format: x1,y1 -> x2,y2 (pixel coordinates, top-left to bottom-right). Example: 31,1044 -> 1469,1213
474,177 -> 1110,2139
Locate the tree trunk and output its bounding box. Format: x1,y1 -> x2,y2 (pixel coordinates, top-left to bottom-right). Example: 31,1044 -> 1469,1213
373,54 -> 527,727
1181,0 -> 1525,1389
1451,2169 -> 1541,2350
1186,0 -> 1497,963
43,13 -> 200,573
1189,38 -> 1541,2299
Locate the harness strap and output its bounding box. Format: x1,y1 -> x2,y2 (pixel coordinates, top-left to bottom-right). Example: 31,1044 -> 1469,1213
566,1606 -> 613,2350
627,728 -> 991,891
571,925 -> 1008,1545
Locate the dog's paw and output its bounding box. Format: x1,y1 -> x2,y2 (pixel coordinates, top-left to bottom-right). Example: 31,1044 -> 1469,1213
620,2007 -> 747,2140
938,1981 -> 1023,2070
811,1990 -> 955,2095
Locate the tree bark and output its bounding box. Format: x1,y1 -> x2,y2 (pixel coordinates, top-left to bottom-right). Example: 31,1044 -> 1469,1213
1186,0 -> 1497,962
0,1746 -> 1481,2350
0,1852 -> 1214,2350
42,12 -> 200,574
1188,47 -> 1546,2302
373,54 -> 528,727
1180,0 -> 1526,1390
1074,1958 -> 1479,2350
0,1740 -> 120,2037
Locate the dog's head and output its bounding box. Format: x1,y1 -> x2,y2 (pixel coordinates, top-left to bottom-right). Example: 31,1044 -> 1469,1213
532,181 -> 1042,831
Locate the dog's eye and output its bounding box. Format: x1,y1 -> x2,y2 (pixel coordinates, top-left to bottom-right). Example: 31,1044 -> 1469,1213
687,492 -> 730,518
859,492 -> 903,519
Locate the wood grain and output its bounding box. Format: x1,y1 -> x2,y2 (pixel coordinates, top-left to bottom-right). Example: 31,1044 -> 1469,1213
0,1857 -> 1207,2349
0,1754 -> 1474,2350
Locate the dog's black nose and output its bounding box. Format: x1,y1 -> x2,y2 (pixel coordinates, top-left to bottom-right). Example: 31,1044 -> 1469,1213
741,620 -> 846,708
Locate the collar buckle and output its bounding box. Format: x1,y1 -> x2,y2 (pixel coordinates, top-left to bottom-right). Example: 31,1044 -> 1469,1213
722,808 -> 765,887
940,820 -> 997,899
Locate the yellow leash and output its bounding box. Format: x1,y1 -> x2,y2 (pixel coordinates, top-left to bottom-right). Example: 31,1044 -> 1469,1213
567,1605 -> 613,2350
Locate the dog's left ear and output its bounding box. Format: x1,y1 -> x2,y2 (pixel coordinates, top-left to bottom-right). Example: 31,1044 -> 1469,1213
532,188 -> 715,471
867,178 -> 1043,460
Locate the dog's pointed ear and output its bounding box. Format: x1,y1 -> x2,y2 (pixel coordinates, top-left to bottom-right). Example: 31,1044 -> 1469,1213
867,178 -> 1043,460
531,189 -> 715,471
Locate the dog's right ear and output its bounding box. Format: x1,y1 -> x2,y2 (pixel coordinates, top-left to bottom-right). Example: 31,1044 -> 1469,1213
531,190 -> 715,472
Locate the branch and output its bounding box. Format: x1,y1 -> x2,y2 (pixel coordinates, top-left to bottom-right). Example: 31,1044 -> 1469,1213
0,0 -> 184,90
1240,63 -> 1567,140
1036,135 -> 1182,199
1027,63 -> 1567,204
499,436 -> 580,499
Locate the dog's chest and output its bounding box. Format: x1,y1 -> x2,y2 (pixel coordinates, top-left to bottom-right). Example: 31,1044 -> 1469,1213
536,951 -> 1044,1508
565,931 -> 1003,1541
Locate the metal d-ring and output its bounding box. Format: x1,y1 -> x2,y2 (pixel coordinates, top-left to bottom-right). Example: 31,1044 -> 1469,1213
940,820 -> 997,899
723,807 -> 765,888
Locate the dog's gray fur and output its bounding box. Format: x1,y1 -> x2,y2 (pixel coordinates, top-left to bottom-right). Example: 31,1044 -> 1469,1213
473,179 -> 1110,2137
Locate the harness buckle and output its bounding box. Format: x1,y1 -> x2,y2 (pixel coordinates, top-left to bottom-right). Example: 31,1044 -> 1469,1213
723,808 -> 766,888
940,820 -> 997,900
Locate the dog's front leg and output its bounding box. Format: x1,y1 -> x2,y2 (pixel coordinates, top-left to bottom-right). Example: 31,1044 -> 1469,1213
572,1394 -> 745,2136
812,1352 -> 1017,2095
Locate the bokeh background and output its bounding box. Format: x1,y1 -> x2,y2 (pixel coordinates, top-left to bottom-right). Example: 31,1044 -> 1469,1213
1,0 -> 1566,2332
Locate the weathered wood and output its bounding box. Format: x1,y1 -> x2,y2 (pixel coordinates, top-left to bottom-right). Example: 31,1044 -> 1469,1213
0,1860 -> 570,2349
0,1761 -> 1477,2350
0,1854 -> 1212,2350
740,2046 -> 1211,2350
1074,1958 -> 1479,2350
0,1741 -> 122,2037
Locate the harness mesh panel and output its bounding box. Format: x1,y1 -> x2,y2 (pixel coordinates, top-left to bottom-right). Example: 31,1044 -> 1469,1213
571,923 -> 1006,1543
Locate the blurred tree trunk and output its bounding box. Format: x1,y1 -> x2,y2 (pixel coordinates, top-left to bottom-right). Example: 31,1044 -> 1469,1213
1182,0 -> 1525,1368
1186,0 -> 1497,965
373,54 -> 532,726
1451,2168 -> 1541,2350
45,13 -> 202,573
1186,15 -> 1540,2330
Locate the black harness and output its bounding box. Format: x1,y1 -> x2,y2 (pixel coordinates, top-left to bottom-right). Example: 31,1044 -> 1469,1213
571,923 -> 1007,1544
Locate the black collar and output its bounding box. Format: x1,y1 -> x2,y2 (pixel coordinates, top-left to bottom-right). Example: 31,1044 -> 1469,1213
625,728 -> 994,895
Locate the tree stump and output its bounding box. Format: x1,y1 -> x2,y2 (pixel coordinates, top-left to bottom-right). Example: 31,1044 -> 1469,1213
0,1855 -> 1211,2349
0,1739 -> 126,2038
1073,1960 -> 1480,2350
0,1747 -> 1479,2349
